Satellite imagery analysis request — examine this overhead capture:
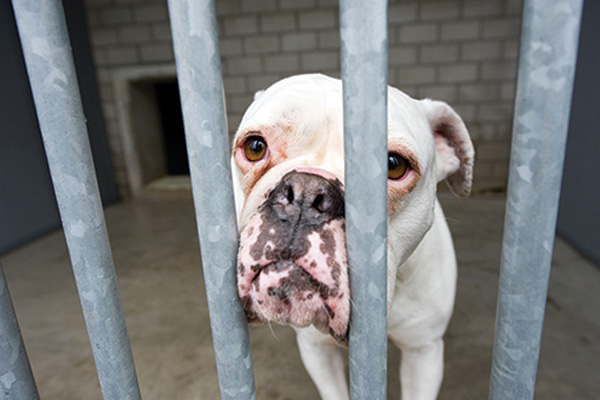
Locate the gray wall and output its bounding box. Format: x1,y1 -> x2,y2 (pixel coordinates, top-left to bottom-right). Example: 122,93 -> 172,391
557,0 -> 600,266
0,0 -> 117,255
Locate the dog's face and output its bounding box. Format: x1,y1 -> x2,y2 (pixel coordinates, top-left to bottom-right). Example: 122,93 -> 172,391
232,74 -> 473,344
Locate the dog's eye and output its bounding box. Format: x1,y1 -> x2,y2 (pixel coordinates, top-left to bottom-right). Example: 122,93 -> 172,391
388,153 -> 409,180
243,136 -> 267,162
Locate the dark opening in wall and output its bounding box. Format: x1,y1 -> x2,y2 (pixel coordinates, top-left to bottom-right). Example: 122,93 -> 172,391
154,80 -> 189,175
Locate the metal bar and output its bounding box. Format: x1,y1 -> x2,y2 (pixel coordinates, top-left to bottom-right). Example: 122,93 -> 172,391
340,1 -> 389,399
10,1 -> 141,399
0,263 -> 39,400
167,1 -> 256,399
489,1 -> 583,399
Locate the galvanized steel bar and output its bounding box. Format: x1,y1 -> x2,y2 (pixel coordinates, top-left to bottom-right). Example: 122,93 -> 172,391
167,1 -> 256,399
340,1 -> 389,399
0,263 -> 39,400
489,1 -> 583,399
11,1 -> 141,399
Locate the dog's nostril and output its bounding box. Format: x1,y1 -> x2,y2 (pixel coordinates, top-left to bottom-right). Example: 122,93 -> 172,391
268,171 -> 344,219
312,194 -> 325,212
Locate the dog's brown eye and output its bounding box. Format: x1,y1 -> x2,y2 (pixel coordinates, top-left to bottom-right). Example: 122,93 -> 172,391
243,136 -> 267,162
388,153 -> 409,180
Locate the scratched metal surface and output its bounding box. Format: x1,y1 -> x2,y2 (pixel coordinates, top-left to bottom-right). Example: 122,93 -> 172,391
340,1 -> 390,399
10,1 -> 141,399
489,1 -> 584,399
0,263 -> 39,400
167,1 -> 257,399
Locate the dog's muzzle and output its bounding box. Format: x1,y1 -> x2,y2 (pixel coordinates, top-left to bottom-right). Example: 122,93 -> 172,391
237,170 -> 350,344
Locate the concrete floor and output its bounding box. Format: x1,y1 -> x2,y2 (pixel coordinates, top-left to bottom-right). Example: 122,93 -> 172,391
1,189 -> 599,399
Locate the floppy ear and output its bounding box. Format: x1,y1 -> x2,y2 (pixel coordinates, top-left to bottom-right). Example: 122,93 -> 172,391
420,99 -> 474,197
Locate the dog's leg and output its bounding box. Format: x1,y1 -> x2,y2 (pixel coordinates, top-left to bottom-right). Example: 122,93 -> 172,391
297,328 -> 349,400
399,339 -> 444,400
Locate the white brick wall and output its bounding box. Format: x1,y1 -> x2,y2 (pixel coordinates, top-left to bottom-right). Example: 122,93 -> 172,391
84,0 -> 523,196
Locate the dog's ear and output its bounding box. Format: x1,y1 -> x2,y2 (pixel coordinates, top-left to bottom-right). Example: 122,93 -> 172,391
420,99 -> 474,197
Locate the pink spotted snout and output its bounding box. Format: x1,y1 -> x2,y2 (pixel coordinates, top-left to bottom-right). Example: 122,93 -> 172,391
237,171 -> 350,344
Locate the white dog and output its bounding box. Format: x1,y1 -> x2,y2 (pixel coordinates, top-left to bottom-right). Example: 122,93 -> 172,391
232,74 -> 473,399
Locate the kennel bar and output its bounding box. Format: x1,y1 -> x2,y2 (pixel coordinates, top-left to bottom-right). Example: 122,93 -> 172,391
488,1 -> 583,399
340,1 -> 389,399
167,1 -> 257,399
10,1 -> 141,399
0,263 -> 39,399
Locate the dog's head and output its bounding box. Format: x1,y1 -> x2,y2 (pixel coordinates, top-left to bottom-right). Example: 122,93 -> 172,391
232,74 -> 473,344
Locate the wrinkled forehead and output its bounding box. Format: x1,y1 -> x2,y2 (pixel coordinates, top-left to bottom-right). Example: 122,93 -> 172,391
236,74 -> 343,136
235,75 -> 433,160
387,86 -> 434,161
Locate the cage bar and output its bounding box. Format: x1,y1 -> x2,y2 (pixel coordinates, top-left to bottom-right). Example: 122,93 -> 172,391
0,263 -> 39,400
10,1 -> 141,399
166,1 -> 257,399
489,1 -> 583,399
340,1 -> 389,399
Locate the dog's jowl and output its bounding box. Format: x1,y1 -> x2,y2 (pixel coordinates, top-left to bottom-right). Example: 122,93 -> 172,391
231,74 -> 474,400
237,170 -> 349,344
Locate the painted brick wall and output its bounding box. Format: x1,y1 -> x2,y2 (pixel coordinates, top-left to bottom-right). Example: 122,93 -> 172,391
84,0 -> 523,196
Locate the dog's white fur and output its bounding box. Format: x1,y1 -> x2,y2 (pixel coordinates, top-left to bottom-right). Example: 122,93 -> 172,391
231,74 -> 474,400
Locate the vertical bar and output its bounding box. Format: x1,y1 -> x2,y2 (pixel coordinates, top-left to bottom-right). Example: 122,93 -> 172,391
0,263 -> 39,400
489,1 -> 583,399
167,1 -> 256,399
340,1 -> 389,399
10,1 -> 141,399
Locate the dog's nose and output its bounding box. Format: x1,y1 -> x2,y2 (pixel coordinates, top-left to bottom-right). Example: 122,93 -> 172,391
267,171 -> 344,225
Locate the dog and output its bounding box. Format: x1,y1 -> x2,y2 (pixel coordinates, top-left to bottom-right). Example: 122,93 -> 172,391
231,74 -> 474,399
